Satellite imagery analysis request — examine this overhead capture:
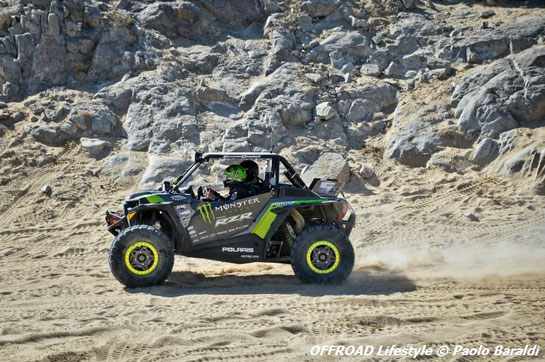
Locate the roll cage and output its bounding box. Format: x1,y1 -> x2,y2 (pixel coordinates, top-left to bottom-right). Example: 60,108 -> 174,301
170,152 -> 307,193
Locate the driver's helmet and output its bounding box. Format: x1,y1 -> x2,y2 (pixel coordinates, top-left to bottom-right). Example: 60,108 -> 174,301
224,164 -> 247,183
240,160 -> 259,182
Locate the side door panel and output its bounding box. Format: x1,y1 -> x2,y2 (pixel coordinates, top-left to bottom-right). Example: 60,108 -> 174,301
187,192 -> 273,246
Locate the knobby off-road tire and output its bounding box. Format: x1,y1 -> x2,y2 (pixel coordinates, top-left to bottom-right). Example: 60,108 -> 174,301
109,225 -> 174,288
290,225 -> 354,284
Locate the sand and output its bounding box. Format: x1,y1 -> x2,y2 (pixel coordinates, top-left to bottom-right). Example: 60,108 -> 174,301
1,126 -> 544,362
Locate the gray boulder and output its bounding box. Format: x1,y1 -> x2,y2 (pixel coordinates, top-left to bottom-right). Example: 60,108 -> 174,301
28,35 -> 67,94
307,30 -> 371,64
197,0 -> 275,30
87,27 -> 140,83
101,153 -> 145,183
68,112 -> 87,131
386,121 -> 444,166
223,140 -> 252,152
452,46 -> 545,138
91,116 -> 114,135
25,124 -> 66,146
47,13 -> 60,35
471,137 -> 499,166
301,0 -> 340,17
385,102 -> 446,167
497,145 -> 539,176
315,102 -> 337,120
360,63 -> 380,77
401,0 -> 417,9
124,83 -> 196,152
466,38 -> 510,64
88,106 -> 118,135
246,63 -> 315,131
534,181 -> 545,196
384,61 -> 404,78
292,145 -> 322,165
280,99 -> 313,127
137,2 -> 178,37
264,30 -> 295,75
239,81 -> 268,110
351,17 -> 369,30
80,137 -> 110,156
336,82 -> 397,111
96,87 -> 133,115
148,116 -> 200,153
320,30 -> 371,57
301,152 -> 350,186
426,148 -> 472,173
196,86 -> 234,104
346,100 -> 379,123
359,165 -> 374,179
492,129 -> 545,177
139,155 -> 193,189
437,17 -> 545,63
0,108 -> 10,120
42,184 -> 52,196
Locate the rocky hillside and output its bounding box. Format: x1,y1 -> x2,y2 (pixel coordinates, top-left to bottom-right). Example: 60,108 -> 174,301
2,2 -> 545,360
0,0 -> 544,191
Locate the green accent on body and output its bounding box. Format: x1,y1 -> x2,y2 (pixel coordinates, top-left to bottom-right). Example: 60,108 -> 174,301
252,209 -> 278,239
145,194 -> 165,203
251,199 -> 327,239
292,199 -> 328,206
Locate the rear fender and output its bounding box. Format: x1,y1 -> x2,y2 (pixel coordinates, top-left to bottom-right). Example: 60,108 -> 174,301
316,203 -> 355,237
285,203 -> 355,237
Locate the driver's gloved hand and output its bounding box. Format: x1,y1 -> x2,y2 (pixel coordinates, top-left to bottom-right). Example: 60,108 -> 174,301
203,188 -> 216,201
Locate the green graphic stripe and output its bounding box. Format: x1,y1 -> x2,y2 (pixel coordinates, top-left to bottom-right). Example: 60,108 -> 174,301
252,209 -> 277,239
145,194 -> 165,203
209,204 -> 215,219
203,205 -> 210,223
293,199 -> 327,206
273,199 -> 327,209
252,199 -> 327,239
197,205 -> 208,223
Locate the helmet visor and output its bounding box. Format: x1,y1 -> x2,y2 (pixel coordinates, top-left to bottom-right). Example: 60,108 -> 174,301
224,165 -> 246,182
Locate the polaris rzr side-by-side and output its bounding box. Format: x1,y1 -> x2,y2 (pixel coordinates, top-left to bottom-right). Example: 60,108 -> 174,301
106,152 -> 356,288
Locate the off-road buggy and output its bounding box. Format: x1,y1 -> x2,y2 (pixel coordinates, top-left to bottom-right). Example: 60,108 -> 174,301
106,152 -> 356,288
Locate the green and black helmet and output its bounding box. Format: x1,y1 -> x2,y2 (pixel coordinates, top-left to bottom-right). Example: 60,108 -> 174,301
224,164 -> 247,182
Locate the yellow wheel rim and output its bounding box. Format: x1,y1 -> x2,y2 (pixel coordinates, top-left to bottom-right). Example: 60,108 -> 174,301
306,241 -> 340,274
124,241 -> 159,276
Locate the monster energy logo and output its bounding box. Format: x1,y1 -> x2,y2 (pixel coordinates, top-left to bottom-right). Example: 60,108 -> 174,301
197,203 -> 215,224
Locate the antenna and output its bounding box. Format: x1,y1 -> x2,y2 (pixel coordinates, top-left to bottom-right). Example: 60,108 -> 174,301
268,113 -> 275,153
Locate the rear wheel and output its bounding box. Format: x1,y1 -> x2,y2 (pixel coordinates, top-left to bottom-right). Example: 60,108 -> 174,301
290,225 -> 354,284
109,225 -> 174,288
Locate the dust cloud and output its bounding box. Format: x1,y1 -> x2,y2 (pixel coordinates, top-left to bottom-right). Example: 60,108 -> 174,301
357,240 -> 545,280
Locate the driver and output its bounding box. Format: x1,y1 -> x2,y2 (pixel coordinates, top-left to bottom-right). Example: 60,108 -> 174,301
204,164 -> 257,202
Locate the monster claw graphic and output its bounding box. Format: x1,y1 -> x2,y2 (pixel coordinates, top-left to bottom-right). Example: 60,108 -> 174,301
197,203 -> 215,224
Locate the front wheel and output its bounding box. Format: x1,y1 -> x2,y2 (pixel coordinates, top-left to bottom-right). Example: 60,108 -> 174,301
109,225 -> 174,288
290,225 -> 354,284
